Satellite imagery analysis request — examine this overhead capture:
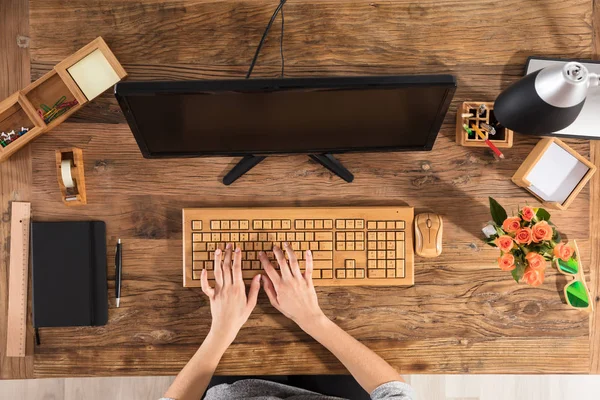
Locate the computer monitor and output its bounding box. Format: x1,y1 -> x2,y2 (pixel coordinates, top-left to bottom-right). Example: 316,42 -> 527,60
115,75 -> 456,184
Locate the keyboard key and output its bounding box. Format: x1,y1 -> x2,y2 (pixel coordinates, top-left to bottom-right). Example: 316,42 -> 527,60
315,220 -> 323,229
202,233 -> 211,242
315,232 -> 333,241
387,269 -> 396,278
192,271 -> 201,280
387,241 -> 395,250
282,220 -> 291,229
231,220 -> 240,229
264,220 -> 272,229
292,242 -> 300,251
345,259 -> 356,268
273,220 -> 281,229
320,241 -> 333,251
396,260 -> 405,277
368,241 -> 376,250
336,220 -> 345,229
253,220 -> 262,229
387,251 -> 395,259
336,232 -> 345,241
221,220 -> 230,229
207,243 -> 216,251
346,220 -> 355,229
205,261 -> 213,270
387,260 -> 395,268
322,270 -> 333,279
346,232 -> 355,241
377,260 -> 386,268
324,220 -> 333,229
240,220 -> 249,229
336,269 -> 346,279
296,232 -> 305,241
347,269 -> 355,279
396,243 -> 405,259
247,251 -> 256,260
355,219 -> 364,229
377,241 -> 385,250
301,242 -> 309,250
242,261 -> 251,269
356,242 -> 364,251
346,242 -> 355,250
368,251 -> 376,259
252,261 -> 261,270
396,232 -> 405,240
211,221 -> 220,230
240,233 -> 249,242
368,269 -> 386,278
212,233 -> 220,242
387,221 -> 395,229
377,251 -> 386,259
396,221 -> 405,230
192,221 -> 203,230
193,252 -> 209,261
312,270 -> 322,279
313,260 -> 333,269
367,221 -> 377,229
312,251 -> 332,260
377,221 -> 385,229
306,232 -> 314,241
192,261 -> 203,270
337,242 -> 346,251
305,220 -> 314,229
295,220 -> 305,229
368,260 -> 376,268
193,242 -> 206,251
387,232 -> 395,241
356,269 -> 365,278
192,233 -> 202,242
355,232 -> 364,241
222,233 -> 230,242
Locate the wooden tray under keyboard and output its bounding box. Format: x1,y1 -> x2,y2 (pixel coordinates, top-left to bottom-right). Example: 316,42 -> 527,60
182,206 -> 414,287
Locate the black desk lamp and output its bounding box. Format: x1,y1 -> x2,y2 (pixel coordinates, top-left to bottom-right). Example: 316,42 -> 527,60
494,62 -> 600,134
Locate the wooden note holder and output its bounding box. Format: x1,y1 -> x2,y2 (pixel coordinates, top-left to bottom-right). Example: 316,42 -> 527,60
512,138 -> 597,210
0,37 -> 126,163
456,101 -> 513,148
56,148 -> 87,206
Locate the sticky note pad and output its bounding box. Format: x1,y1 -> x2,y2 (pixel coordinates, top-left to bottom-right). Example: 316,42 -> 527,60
526,142 -> 590,204
67,49 -> 120,100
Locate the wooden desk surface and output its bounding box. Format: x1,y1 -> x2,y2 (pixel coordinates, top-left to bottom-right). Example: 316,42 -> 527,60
2,0 -> 600,378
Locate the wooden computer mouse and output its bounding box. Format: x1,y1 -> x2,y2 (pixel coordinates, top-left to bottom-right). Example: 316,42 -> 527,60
415,213 -> 443,257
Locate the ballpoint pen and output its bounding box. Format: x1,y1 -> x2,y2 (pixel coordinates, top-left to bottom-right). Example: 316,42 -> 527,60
115,238 -> 122,308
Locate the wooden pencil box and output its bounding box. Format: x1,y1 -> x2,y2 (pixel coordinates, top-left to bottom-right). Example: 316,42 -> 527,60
0,37 -> 126,163
456,101 -> 513,148
512,137 -> 596,210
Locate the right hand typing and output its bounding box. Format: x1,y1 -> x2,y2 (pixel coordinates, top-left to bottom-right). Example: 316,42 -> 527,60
259,243 -> 326,330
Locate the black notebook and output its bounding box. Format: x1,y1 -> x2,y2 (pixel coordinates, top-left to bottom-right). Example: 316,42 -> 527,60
31,221 -> 108,329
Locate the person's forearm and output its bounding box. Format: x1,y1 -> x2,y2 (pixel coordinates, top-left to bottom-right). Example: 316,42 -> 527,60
302,315 -> 404,393
163,331 -> 231,400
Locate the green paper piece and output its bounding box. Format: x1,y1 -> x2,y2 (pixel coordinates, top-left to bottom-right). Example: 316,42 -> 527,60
489,197 -> 507,226
557,257 -> 579,275
566,281 -> 589,308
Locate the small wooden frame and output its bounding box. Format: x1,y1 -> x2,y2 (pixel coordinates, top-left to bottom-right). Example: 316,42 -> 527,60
512,138 -> 597,210
456,101 -> 513,148
56,148 -> 87,206
0,37 -> 126,163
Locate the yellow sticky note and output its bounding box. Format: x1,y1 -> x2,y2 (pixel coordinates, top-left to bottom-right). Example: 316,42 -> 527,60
67,49 -> 120,100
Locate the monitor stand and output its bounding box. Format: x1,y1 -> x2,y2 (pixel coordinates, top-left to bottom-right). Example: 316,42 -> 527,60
222,154 -> 354,185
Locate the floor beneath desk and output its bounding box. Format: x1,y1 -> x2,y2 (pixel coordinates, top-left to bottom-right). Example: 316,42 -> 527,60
2,375 -> 600,399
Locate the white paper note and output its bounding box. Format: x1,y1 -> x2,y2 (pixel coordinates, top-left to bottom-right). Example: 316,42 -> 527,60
67,49 -> 120,101
526,142 -> 589,204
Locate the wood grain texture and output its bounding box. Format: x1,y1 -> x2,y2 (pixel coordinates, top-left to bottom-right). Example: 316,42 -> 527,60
25,0 -> 598,376
0,0 -> 33,380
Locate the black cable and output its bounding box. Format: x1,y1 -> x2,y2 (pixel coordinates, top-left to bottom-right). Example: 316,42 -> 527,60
246,0 -> 287,79
280,6 -> 285,77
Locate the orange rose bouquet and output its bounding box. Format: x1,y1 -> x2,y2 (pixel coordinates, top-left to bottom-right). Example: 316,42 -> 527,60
482,197 -> 570,287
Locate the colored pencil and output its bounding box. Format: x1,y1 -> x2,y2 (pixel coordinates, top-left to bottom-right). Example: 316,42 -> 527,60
471,124 -> 504,159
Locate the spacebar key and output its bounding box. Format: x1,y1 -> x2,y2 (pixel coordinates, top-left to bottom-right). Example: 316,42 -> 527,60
312,260 -> 333,269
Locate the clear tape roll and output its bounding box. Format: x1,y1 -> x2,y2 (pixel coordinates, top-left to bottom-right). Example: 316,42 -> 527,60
61,159 -> 75,189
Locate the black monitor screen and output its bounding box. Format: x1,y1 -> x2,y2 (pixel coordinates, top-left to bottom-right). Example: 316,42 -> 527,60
115,76 -> 456,157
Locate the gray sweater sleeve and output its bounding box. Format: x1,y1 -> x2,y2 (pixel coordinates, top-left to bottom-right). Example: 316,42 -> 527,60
370,381 -> 415,400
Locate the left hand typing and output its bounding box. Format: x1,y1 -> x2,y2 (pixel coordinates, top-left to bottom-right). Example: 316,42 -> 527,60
200,243 -> 261,345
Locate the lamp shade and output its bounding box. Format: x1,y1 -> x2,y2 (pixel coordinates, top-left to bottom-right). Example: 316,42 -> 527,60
494,62 -> 592,135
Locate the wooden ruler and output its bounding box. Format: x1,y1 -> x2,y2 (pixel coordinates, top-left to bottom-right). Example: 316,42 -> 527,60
6,202 -> 31,357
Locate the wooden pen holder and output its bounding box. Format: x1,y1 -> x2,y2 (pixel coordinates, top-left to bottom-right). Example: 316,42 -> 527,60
456,101 -> 513,148
56,148 -> 87,206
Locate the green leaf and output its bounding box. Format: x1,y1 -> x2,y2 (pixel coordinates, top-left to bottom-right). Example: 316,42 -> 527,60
552,228 -> 562,243
511,257 -> 526,283
489,197 -> 508,226
536,208 -> 551,221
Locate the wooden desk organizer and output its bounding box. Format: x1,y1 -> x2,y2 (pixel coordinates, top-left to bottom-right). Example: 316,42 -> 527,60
56,148 -> 87,205
456,101 -> 513,148
0,37 -> 126,163
512,138 -> 597,210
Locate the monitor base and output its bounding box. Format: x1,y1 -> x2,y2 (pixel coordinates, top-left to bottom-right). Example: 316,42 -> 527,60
222,154 -> 354,185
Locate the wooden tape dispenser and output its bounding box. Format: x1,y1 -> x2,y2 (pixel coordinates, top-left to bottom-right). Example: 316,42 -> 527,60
56,148 -> 87,205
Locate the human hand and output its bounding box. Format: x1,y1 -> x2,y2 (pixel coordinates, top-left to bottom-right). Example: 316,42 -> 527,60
259,243 -> 326,331
201,243 -> 261,345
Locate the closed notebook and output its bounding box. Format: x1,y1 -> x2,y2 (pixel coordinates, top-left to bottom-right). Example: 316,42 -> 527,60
31,221 -> 108,328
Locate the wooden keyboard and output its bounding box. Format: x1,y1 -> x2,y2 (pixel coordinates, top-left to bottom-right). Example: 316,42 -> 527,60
182,207 -> 414,287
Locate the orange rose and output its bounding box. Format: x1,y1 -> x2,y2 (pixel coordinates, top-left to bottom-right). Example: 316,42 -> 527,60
497,253 -> 516,271
525,251 -> 546,270
523,266 -> 544,287
495,235 -> 514,253
514,227 -> 533,245
502,216 -> 521,233
532,221 -> 553,243
553,243 -> 574,262
521,206 -> 535,222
